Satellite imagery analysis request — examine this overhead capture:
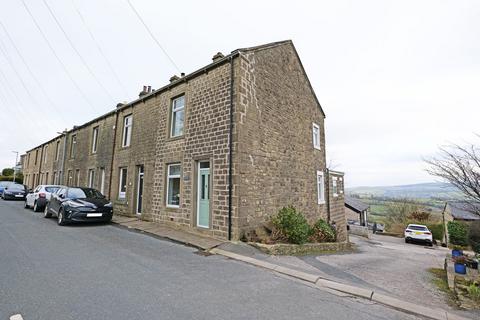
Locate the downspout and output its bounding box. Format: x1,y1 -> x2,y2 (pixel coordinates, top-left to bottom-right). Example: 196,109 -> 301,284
228,56 -> 234,241
38,146 -> 44,185
107,111 -> 119,201
60,132 -> 68,185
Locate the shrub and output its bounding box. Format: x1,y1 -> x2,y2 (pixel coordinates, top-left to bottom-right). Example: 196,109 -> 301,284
0,175 -> 23,183
427,224 -> 444,241
469,221 -> 480,253
447,221 -> 469,246
467,282 -> 480,302
310,219 -> 336,243
271,206 -> 311,245
409,211 -> 431,222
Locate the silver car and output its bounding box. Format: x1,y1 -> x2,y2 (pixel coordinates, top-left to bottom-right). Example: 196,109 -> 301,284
25,185 -> 64,212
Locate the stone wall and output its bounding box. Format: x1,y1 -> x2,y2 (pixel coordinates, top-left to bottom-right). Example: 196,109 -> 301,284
233,41 -> 329,238
327,171 -> 347,242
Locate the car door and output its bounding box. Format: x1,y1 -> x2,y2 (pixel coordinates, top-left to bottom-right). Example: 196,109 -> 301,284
27,186 -> 40,207
50,188 -> 65,215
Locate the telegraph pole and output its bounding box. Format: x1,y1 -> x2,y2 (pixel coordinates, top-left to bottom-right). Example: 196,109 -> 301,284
12,151 -> 18,182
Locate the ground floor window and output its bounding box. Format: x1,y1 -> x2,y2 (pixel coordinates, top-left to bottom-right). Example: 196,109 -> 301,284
119,167 -> 127,199
317,171 -> 325,204
88,169 -> 95,188
166,163 -> 181,207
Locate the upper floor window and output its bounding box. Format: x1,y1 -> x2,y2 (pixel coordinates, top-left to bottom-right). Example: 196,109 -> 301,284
55,140 -> 60,161
92,126 -> 99,153
122,115 -> 132,147
170,96 -> 185,137
317,171 -> 325,204
332,177 -> 338,197
44,146 -> 48,164
70,135 -> 77,158
35,150 -> 38,165
312,123 -> 320,150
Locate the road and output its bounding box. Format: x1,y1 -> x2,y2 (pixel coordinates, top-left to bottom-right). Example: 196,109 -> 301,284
0,199 -> 422,320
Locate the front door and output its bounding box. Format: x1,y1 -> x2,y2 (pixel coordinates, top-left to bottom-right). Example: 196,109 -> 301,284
197,161 -> 210,228
136,166 -> 144,215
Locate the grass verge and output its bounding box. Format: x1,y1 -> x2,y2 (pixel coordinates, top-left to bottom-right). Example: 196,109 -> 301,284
428,268 -> 458,307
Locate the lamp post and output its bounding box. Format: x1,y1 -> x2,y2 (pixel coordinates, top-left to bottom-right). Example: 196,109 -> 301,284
12,151 -> 18,183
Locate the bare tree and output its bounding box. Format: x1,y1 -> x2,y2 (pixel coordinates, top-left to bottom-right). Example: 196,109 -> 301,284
425,138 -> 480,206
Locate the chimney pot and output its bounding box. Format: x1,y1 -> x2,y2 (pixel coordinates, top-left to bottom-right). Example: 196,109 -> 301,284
181,72 -> 185,77
139,85 -> 148,97
147,86 -> 151,93
212,52 -> 224,62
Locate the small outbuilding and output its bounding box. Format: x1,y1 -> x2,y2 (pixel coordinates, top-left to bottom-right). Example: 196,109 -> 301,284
345,195 -> 369,227
442,201 -> 480,245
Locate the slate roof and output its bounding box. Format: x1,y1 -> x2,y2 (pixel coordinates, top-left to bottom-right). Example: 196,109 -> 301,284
345,196 -> 370,213
446,201 -> 480,221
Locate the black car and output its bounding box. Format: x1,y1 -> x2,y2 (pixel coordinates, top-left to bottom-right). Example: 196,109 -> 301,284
1,183 -> 27,200
45,187 -> 113,225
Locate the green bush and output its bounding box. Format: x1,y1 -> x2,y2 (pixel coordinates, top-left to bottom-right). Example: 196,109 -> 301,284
467,282 -> 480,302
310,219 -> 336,243
271,206 -> 312,245
427,224 -> 444,241
447,221 -> 469,246
469,221 -> 480,253
0,175 -> 23,183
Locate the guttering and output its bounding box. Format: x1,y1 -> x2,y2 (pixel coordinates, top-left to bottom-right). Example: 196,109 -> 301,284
227,56 -> 234,241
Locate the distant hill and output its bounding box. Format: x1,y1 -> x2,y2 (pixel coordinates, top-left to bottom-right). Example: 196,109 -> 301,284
347,182 -> 462,200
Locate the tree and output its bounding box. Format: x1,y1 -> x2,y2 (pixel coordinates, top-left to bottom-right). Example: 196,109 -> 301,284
2,168 -> 14,176
386,199 -> 424,225
425,138 -> 480,209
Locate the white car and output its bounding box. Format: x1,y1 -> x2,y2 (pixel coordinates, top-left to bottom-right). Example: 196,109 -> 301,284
24,185 -> 63,212
404,224 -> 433,246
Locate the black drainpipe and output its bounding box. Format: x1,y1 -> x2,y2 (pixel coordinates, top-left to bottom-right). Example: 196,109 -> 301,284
107,110 -> 119,200
227,56 -> 234,241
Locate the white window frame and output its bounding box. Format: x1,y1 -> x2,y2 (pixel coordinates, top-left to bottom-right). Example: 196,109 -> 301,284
70,135 -> 77,158
312,123 -> 321,150
170,96 -> 185,137
88,169 -> 95,188
92,126 -> 99,154
122,115 -> 132,147
317,170 -> 325,204
100,168 -> 105,195
339,177 -> 344,194
118,167 -> 127,199
332,176 -> 338,197
166,163 -> 181,208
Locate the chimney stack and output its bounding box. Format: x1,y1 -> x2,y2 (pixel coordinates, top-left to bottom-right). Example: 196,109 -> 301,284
212,52 -> 224,62
170,75 -> 180,83
139,85 -> 149,97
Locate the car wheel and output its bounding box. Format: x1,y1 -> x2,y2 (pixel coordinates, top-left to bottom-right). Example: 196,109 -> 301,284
405,238 -> 409,243
428,242 -> 433,247
24,200 -> 29,209
57,208 -> 66,226
44,205 -> 52,218
33,201 -> 40,212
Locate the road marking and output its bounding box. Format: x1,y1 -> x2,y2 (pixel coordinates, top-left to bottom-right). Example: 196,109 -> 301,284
10,314 -> 24,320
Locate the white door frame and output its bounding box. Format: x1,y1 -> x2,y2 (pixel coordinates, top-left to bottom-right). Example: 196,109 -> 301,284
196,161 -> 210,228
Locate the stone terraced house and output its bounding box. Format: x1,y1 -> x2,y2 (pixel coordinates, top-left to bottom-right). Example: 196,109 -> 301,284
22,40 -> 347,241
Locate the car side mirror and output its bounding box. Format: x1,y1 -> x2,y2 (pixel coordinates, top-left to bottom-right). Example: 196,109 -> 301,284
59,194 -> 65,199
4,187 -> 8,190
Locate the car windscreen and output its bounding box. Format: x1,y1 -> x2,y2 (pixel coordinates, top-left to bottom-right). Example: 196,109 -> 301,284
68,188 -> 103,199
8,184 -> 25,191
45,187 -> 60,193
408,225 -> 427,231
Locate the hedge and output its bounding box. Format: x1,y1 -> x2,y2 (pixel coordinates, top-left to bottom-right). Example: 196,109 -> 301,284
469,221 -> 480,253
447,221 -> 469,246
427,224 -> 444,241
0,176 -> 23,184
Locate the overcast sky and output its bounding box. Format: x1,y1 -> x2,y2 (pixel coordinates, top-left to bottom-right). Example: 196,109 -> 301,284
0,0 -> 478,187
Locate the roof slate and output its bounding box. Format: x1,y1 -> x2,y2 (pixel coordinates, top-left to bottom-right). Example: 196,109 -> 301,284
345,196 -> 370,213
447,201 -> 480,220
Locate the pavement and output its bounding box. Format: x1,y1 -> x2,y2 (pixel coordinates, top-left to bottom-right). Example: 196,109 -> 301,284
0,199 -> 425,320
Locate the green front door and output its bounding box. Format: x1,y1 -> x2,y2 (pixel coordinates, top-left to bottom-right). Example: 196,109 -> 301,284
197,162 -> 210,228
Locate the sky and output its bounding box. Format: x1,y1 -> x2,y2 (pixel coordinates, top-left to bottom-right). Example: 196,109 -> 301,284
0,0 -> 478,187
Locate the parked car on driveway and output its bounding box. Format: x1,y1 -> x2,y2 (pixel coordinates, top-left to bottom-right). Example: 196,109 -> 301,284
24,185 -> 63,212
404,224 -> 433,246
45,187 -> 113,225
1,183 -> 27,200
0,181 -> 15,197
